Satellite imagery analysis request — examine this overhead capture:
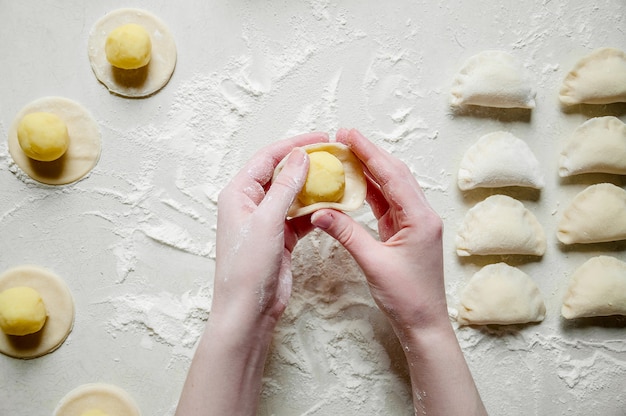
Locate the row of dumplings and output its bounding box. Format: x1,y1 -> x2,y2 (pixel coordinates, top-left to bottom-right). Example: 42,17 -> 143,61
556,55 -> 626,321
451,47 -> 626,109
456,116 -> 626,192
453,135 -> 548,326
454,181 -> 626,325
457,256 -> 626,325
450,47 -> 626,326
455,183 -> 626,253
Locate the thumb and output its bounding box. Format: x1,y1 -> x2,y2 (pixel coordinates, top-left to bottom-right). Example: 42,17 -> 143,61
261,148 -> 309,217
311,209 -> 378,266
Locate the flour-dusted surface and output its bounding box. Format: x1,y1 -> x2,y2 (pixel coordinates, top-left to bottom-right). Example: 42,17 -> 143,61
1,1 -> 625,415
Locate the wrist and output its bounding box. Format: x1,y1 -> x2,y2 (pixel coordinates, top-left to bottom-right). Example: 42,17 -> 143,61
389,312 -> 455,351
206,307 -> 278,352
178,309 -> 277,416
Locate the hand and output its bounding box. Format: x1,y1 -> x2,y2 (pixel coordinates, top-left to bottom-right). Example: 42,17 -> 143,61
311,128 -> 447,333
212,132 -> 328,328
311,129 -> 486,416
176,132 -> 328,416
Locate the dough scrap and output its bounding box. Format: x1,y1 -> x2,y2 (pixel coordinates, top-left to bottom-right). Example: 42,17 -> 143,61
451,50 -> 536,109
562,256 -> 626,319
457,131 -> 544,190
273,143 -> 366,218
54,383 -> 141,416
557,183 -> 626,244
457,263 -> 546,325
88,8 -> 177,98
456,195 -> 546,256
8,97 -> 102,185
559,47 -> 626,105
559,116 -> 626,177
0,266 -> 74,359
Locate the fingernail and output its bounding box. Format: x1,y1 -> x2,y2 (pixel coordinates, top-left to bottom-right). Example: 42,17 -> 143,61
311,210 -> 332,230
289,147 -> 307,166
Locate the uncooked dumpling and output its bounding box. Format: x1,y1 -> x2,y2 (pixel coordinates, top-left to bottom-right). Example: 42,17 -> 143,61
451,50 -> 536,109
557,183 -> 626,244
559,47 -> 626,105
562,256 -> 626,319
457,263 -> 546,325
559,116 -> 626,177
273,142 -> 366,218
456,195 -> 546,256
458,131 -> 544,190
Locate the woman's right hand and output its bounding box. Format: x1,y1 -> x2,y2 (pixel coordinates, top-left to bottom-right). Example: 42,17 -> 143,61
311,128 -> 448,334
311,128 -> 487,416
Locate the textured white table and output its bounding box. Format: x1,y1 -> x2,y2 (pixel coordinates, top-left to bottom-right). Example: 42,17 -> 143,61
1,1 -> 625,415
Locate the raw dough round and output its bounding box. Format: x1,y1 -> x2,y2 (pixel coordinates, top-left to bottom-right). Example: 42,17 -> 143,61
273,142 -> 367,218
8,97 -> 102,185
80,410 -> 109,416
0,265 -> 74,359
54,383 -> 141,416
88,8 -> 177,97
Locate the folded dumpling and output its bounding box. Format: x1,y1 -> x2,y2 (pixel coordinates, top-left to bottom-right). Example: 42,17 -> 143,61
458,131 -> 544,190
557,183 -> 626,244
457,263 -> 546,325
273,142 -> 367,218
451,50 -> 536,109
559,47 -> 626,105
456,195 -> 546,256
562,256 -> 626,319
559,116 -> 626,177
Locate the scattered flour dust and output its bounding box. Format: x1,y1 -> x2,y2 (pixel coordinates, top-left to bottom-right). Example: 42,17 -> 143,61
106,288 -> 211,359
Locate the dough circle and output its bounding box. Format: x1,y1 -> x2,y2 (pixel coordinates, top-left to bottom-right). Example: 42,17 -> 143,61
0,265 -> 74,359
8,97 -> 102,185
273,142 -> 367,218
88,8 -> 177,98
54,383 -> 141,416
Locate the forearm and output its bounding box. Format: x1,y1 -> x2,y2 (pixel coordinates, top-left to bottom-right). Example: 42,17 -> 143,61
176,315 -> 276,416
395,322 -> 487,416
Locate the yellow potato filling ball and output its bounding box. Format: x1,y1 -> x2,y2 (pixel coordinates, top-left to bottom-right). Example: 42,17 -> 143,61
298,151 -> 346,206
81,410 -> 110,416
17,112 -> 70,162
0,286 -> 48,336
105,23 -> 152,70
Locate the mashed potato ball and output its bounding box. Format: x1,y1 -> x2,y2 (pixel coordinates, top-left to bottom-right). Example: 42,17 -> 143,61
0,286 -> 47,336
105,23 -> 152,70
17,112 -> 69,162
298,151 -> 346,206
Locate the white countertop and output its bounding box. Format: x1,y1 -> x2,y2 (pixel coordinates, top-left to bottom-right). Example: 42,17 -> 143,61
1,1 -> 625,415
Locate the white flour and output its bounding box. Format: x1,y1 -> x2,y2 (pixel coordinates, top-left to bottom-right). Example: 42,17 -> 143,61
2,1 -> 626,415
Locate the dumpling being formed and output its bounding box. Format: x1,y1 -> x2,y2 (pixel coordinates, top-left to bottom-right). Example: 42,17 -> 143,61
559,47 -> 626,105
562,256 -> 626,319
458,131 -> 544,190
456,195 -> 546,256
273,142 -> 366,218
559,116 -> 626,177
457,263 -> 546,325
557,183 -> 626,244
451,50 -> 536,109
